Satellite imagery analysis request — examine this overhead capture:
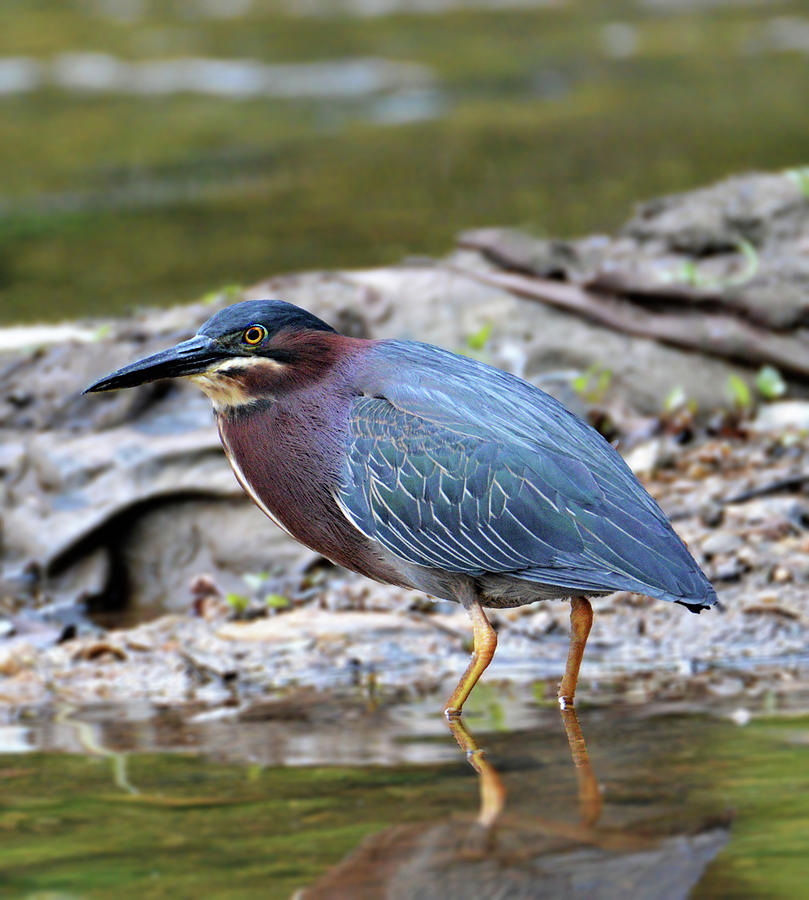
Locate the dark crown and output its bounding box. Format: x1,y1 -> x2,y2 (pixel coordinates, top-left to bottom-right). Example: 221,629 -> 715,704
198,300 -> 336,340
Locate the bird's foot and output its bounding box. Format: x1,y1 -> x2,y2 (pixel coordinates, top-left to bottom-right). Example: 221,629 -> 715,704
558,694 -> 575,710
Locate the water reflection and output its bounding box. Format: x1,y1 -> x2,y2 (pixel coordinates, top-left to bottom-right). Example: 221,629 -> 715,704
446,706 -> 601,828
445,712 -> 506,828
301,705 -> 729,898
8,699 -> 807,897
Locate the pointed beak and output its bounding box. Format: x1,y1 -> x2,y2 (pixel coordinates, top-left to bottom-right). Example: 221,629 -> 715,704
84,334 -> 223,393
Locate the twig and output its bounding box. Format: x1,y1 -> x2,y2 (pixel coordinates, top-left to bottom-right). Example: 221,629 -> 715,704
722,474 -> 809,504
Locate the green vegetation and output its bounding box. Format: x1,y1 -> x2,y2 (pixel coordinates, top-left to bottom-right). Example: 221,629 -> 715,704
755,365 -> 787,400
465,320 -> 493,352
663,385 -> 692,414
726,373 -> 753,412
785,166 -> 809,199
572,362 -> 612,404
224,592 -> 250,616
2,1 -> 809,322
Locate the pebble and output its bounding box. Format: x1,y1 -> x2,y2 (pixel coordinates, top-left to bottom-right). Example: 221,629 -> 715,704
699,500 -> 725,528
736,546 -> 760,568
701,532 -> 743,557
708,676 -> 746,697
714,559 -> 745,582
750,400 -> 809,432
625,439 -> 664,476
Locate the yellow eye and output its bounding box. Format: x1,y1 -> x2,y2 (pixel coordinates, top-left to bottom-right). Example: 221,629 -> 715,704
242,324 -> 267,346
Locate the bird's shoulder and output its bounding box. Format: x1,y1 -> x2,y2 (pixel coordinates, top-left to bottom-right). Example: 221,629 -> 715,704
349,340 -> 649,508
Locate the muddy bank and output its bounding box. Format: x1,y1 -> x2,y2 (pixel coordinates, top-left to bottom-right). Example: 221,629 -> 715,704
2,170 -> 809,721
3,427 -> 809,723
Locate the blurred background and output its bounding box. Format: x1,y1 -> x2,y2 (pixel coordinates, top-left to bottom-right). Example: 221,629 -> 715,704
2,0 -> 809,324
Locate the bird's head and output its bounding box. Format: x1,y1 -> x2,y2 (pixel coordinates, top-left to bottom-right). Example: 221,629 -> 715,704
84,299 -> 339,411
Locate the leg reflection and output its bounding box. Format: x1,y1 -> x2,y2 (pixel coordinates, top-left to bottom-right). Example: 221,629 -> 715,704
445,713 -> 506,828
444,700 -> 601,832
559,704 -> 602,828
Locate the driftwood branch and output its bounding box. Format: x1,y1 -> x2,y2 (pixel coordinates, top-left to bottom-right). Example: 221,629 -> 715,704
448,264 -> 809,381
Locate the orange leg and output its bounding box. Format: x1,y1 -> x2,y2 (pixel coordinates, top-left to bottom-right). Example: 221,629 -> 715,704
558,596 -> 593,709
444,593 -> 497,718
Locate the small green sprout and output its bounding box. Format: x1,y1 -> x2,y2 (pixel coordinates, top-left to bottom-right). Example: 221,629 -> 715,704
666,239 -> 758,289
572,364 -> 612,404
265,594 -> 290,610
726,374 -> 753,411
466,321 -> 493,352
754,365 -> 786,401
225,593 -> 250,616
678,259 -> 699,287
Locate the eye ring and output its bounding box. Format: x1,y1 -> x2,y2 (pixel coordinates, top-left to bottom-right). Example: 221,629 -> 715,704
242,324 -> 267,346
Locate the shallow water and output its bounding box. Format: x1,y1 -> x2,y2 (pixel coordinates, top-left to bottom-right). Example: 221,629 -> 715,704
1,697 -> 807,898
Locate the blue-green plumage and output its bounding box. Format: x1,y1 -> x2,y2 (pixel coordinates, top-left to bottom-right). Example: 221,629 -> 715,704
339,340 -> 715,611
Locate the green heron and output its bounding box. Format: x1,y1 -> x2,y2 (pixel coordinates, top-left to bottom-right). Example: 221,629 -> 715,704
86,300 -> 716,715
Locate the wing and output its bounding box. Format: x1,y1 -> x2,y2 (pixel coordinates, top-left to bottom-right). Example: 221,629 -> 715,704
335,341 -> 715,607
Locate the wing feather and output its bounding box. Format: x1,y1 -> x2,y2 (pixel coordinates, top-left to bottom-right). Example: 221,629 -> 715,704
335,341 -> 715,606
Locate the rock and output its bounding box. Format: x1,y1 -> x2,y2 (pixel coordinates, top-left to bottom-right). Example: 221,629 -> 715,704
625,439 -> 666,476
459,172 -> 809,388
698,501 -> 725,528
749,400 -> 809,432
713,558 -> 746,582
0,323 -> 97,353
217,609 -> 431,645
700,532 -> 743,557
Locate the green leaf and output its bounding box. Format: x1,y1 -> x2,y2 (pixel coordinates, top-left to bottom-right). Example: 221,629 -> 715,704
265,594 -> 290,609
755,365 -> 786,400
572,364 -> 612,403
466,321 -> 493,351
726,374 -> 752,410
225,593 -> 250,613
679,259 -> 699,287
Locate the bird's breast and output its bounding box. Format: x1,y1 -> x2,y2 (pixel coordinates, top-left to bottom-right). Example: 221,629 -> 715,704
216,397 -> 406,585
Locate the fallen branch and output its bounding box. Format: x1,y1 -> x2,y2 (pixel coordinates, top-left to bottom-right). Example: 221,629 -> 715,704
447,264 -> 809,380
722,475 -> 809,504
